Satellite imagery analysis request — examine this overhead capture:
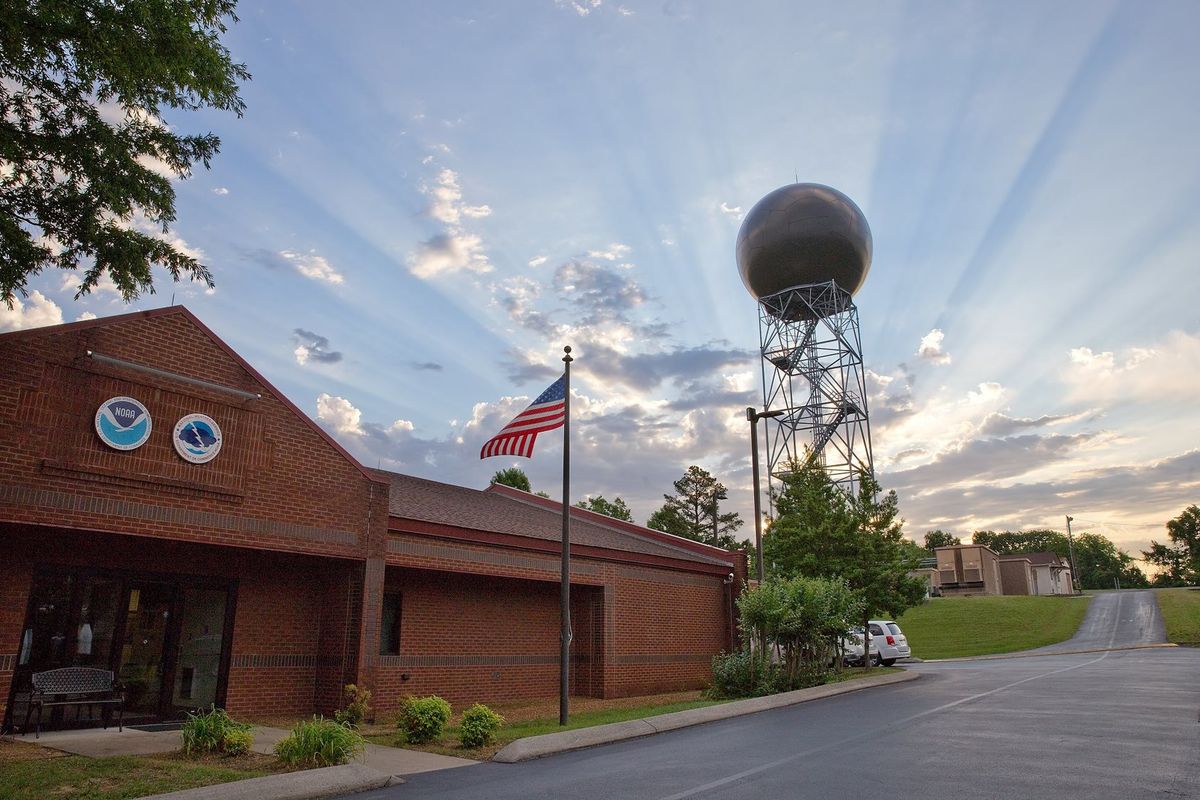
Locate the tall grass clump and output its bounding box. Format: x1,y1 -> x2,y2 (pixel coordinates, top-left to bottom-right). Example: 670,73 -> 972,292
273,717 -> 365,767
181,706 -> 254,756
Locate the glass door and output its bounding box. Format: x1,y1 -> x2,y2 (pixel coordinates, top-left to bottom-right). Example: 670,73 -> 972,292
169,587 -> 228,713
116,581 -> 176,719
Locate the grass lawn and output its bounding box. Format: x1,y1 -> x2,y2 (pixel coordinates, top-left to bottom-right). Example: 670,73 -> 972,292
895,594 -> 1091,659
363,667 -> 900,760
0,738 -> 289,800
1155,587 -> 1200,644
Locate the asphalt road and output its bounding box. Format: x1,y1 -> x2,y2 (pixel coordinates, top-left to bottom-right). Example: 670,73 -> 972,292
1025,589 -> 1166,653
358,592 -> 1198,800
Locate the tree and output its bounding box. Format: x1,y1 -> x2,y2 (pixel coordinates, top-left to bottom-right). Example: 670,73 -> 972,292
972,529 -> 1070,557
490,467 -> 530,492
1,0 -> 249,304
763,463 -> 925,669
1144,505 -> 1200,587
1071,533 -> 1148,589
923,530 -> 960,552
652,465 -> 744,548
576,495 -> 633,522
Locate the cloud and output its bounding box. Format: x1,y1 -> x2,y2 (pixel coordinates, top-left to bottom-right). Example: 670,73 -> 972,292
887,449 -> 1200,556
977,411 -> 1093,437
720,202 -> 743,220
315,393 -> 364,436
76,311 -> 97,321
408,168 -> 493,279
212,187 -> 229,196
554,259 -> 646,323
585,243 -> 631,261
528,255 -> 548,268
409,361 -> 443,371
916,328 -> 951,365
278,250 -> 345,285
292,328 -> 343,365
1063,331 -> 1200,404
0,291 -> 63,331
556,0 -> 602,16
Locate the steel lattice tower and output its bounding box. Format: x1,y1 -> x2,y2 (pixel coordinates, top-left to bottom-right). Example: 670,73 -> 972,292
758,279 -> 874,498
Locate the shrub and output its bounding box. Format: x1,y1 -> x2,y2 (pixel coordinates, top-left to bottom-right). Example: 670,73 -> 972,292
458,703 -> 504,748
181,706 -> 253,757
707,651 -> 760,699
398,695 -> 452,744
221,728 -> 254,756
333,683 -> 371,729
274,716 -> 365,767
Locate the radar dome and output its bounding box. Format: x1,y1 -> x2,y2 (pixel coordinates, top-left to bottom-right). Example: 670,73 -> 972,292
736,183 -> 872,301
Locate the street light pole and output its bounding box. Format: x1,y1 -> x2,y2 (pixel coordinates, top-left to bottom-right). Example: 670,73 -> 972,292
1065,515 -> 1080,594
747,407 -> 785,583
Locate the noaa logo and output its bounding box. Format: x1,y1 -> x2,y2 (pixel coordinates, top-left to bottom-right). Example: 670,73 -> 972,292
94,396 -> 152,451
173,414 -> 223,464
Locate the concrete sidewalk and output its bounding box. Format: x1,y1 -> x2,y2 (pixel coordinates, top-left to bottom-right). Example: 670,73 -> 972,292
26,722 -> 476,791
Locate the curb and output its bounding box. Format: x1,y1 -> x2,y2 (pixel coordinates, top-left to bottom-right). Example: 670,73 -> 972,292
917,642 -> 1179,663
493,669 -> 919,763
139,764 -> 401,800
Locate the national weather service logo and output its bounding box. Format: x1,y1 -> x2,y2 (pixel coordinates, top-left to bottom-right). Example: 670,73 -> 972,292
94,396 -> 152,451
173,414 -> 223,464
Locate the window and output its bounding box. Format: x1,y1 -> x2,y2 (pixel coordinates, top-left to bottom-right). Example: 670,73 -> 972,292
379,592 -> 402,655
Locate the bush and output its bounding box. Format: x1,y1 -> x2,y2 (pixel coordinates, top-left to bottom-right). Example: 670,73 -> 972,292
274,717 -> 365,767
458,703 -> 504,748
221,728 -> 254,756
398,695 -> 452,744
333,683 -> 371,729
707,650 -> 759,699
181,706 -> 254,757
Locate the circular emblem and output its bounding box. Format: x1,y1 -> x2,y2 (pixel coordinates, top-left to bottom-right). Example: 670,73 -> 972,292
173,414 -> 223,464
94,396 -> 152,451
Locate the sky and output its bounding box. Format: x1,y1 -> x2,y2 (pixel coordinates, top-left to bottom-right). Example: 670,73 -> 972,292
4,0 -> 1199,568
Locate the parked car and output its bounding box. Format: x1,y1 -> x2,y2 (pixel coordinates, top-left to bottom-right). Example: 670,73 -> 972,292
840,620 -> 910,666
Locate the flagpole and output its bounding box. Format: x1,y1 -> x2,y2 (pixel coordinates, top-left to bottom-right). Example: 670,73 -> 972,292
560,345 -> 572,726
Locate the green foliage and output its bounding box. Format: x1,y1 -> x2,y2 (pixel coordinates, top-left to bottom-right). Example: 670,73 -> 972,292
1072,533 -> 1148,589
972,529 -> 1070,557
924,530 -> 961,551
0,0 -> 249,304
707,650 -> 766,698
333,683 -> 371,729
576,494 -> 634,521
1144,506 -> 1200,587
896,595 -> 1091,659
1155,588 -> 1200,644
458,703 -> 505,748
651,465 -> 744,547
180,706 -> 253,757
765,464 -> 925,636
399,695 -> 452,744
273,717 -> 365,767
221,728 -> 253,756
490,467 -> 531,492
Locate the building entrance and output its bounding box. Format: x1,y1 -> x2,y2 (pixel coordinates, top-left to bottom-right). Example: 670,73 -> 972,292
10,567 -> 236,729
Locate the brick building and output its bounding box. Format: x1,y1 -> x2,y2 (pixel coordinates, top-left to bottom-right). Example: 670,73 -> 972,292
0,308 -> 745,731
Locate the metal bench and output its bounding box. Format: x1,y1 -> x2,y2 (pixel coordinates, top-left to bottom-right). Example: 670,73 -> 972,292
23,667 -> 124,738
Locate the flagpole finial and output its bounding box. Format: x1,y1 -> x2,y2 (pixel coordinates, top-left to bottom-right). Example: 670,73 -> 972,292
563,345 -> 572,363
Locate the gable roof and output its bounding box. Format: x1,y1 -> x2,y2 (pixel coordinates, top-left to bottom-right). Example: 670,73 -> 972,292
376,471 -> 736,568
1002,551 -> 1068,567
0,306 -> 385,485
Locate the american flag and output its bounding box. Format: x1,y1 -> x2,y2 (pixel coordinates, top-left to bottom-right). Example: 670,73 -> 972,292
480,374 -> 567,459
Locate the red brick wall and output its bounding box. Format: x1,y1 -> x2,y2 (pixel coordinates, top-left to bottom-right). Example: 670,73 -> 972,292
0,526 -> 359,724
0,309 -> 384,561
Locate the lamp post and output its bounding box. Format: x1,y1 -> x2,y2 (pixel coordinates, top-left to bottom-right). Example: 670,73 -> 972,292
747,407 -> 785,582
1065,515 -> 1080,594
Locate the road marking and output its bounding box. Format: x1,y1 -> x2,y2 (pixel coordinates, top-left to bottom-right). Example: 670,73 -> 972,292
659,600 -> 1129,800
